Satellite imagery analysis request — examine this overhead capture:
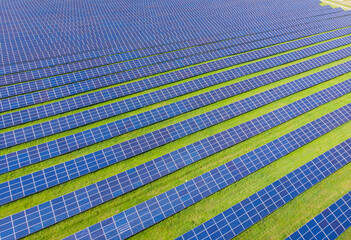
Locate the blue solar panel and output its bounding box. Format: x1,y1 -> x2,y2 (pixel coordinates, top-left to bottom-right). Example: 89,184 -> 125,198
1,94 -> 350,239
0,77 -> 349,206
4,21 -> 351,127
1,5 -> 339,77
286,191 -> 351,240
61,132 -> 351,240
1,47 -> 350,167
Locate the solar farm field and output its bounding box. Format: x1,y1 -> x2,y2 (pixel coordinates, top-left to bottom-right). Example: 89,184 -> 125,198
0,0 -> 351,239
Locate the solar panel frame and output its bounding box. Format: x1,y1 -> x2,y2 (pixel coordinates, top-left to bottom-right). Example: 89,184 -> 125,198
3,22 -> 351,129
1,44 -> 350,161
0,2 -> 338,66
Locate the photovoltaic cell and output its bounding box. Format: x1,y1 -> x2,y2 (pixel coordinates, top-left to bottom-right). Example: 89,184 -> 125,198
1,0 -> 351,239
0,2 -> 342,66
1,5 -> 337,75
0,9 -> 348,93
2,21 -> 351,112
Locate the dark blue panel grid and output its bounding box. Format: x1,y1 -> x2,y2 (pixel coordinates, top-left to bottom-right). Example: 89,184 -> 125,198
0,1 -> 341,67
0,16 -> 351,111
0,6 -> 338,76
287,192 -> 351,240
0,1 -> 324,65
1,95 -> 350,240
0,2 -> 343,69
1,41 -> 351,157
1,56 -> 350,177
2,20 -> 351,113
0,8 -> 347,95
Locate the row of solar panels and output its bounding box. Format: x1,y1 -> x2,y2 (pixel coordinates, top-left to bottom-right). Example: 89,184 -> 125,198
2,10 -> 351,112
287,191 -> 351,240
1,10 -> 350,104
1,43 -> 351,185
2,32 -> 351,148
175,141 -> 351,240
0,6 -> 341,77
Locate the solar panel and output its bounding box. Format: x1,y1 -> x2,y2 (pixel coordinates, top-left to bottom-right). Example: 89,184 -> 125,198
1,5 -> 339,76
1,58 -> 350,177
1,41 -> 351,154
4,22 -> 351,127
1,94 -> 350,239
2,46 -> 350,167
286,191 -> 351,240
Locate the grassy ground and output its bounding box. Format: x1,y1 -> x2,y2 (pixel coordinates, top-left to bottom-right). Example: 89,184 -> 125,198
321,0 -> 351,9
339,226 -> 351,239
0,24 -> 350,239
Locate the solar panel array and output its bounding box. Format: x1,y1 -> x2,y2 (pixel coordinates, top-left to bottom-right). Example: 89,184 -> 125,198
2,41 -> 351,150
0,6 -> 340,75
1,91 -> 351,240
1,0 -> 351,239
2,31 -> 351,131
2,9 -> 348,90
2,67 -> 350,207
2,10 -> 351,99
2,48 -> 351,175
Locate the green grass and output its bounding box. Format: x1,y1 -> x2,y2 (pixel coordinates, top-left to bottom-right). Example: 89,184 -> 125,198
1,25 -> 351,240
322,0 -> 351,9
339,226 -> 351,239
